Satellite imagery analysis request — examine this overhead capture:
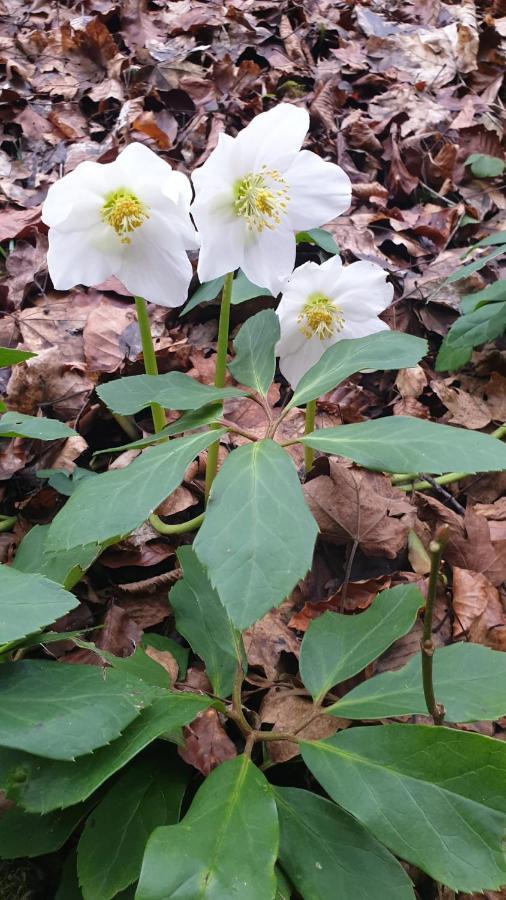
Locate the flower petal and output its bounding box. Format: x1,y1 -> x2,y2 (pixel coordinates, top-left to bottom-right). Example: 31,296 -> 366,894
278,331 -> 335,389
195,210 -> 246,283
334,261 -> 394,320
47,224 -> 120,290
241,226 -> 296,296
339,316 -> 390,340
285,150 -> 351,230
234,104 -> 309,174
116,220 -> 193,307
192,132 -> 239,198
42,160 -> 118,231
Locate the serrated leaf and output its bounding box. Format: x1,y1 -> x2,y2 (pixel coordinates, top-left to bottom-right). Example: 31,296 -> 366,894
195,440 -> 318,629
0,348 -> 36,367
136,756 -> 278,900
229,310 -> 279,396
170,547 -> 244,698
46,429 -> 226,552
77,749 -> 188,900
445,244 -> 504,283
0,660 -> 162,760
0,412 -> 76,440
296,227 -> 339,255
436,300 -> 506,372
301,724 -> 506,892
300,585 -> 423,701
328,642 -> 506,722
94,404 -> 223,456
0,801 -> 92,860
275,787 -> 415,900
465,153 -> 505,178
0,694 -> 212,813
0,564 -> 79,644
97,372 -> 245,415
12,524 -> 101,589
288,332 -> 427,409
301,415 -> 506,474
72,640 -> 172,690
459,279 -> 506,313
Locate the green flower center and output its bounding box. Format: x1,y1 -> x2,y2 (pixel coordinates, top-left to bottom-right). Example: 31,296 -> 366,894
297,292 -> 345,340
101,188 -> 149,243
233,167 -> 289,232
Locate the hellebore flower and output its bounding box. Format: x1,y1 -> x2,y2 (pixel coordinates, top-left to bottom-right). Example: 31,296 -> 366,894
276,255 -> 393,388
42,142 -> 198,307
190,104 -> 351,295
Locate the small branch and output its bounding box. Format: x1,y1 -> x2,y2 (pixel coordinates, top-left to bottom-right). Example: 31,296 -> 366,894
303,400 -> 316,475
231,664 -> 253,735
418,474 -> 466,515
217,419 -> 260,443
340,538 -> 359,613
149,512 -> 204,535
421,527 -> 449,726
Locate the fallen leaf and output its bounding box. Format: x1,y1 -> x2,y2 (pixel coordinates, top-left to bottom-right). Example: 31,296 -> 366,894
259,689 -> 345,763
179,708 -> 236,775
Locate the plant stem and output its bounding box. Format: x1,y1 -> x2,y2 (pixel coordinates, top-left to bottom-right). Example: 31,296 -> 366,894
421,527 -> 448,725
0,515 -> 16,533
148,512 -> 204,535
232,663 -> 253,735
204,272 -> 234,500
303,399 -> 316,475
134,296 -> 166,434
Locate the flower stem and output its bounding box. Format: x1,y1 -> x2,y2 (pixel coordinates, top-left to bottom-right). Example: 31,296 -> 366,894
421,527 -> 448,725
303,399 -> 316,475
205,272 -> 234,500
148,512 -> 204,535
134,296 -> 166,434
0,515 -> 16,533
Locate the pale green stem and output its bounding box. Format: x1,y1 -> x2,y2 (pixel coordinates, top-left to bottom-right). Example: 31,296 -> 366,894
0,515 -> 16,533
149,512 -> 204,535
134,296 -> 166,434
204,272 -> 234,501
303,399 -> 316,475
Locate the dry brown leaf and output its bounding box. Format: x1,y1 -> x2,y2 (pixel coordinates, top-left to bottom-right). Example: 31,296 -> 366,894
431,380 -> 491,429
145,645 -> 179,684
83,296 -> 137,373
396,365 -> 428,399
243,607 -> 300,682
259,689 -> 345,763
179,708 -> 236,775
452,567 -> 506,650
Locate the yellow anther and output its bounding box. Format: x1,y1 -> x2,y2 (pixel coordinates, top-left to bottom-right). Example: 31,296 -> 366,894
233,167 -> 289,232
101,188 -> 149,243
297,292 -> 345,340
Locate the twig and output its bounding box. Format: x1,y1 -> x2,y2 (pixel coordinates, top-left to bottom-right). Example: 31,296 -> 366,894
340,538 -> 359,613
418,474 -> 465,515
421,527 -> 449,725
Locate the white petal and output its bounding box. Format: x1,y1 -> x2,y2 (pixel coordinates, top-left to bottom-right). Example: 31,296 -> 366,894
282,256 -> 343,303
241,226 -> 296,296
285,151 -> 351,230
339,316 -> 390,340
146,194 -> 199,253
115,142 -> 174,185
192,133 -> 239,198
47,224 -> 120,289
334,261 -> 394,320
234,104 -> 309,173
42,160 -> 119,231
278,332 -> 335,390
195,211 -> 246,282
115,221 -> 193,307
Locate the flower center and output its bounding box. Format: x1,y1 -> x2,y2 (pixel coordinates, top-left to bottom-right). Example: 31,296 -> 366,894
233,167 -> 289,232
297,292 -> 345,340
101,188 -> 149,244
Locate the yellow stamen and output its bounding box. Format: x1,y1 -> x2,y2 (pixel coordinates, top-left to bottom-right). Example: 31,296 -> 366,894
233,166 -> 289,232
101,188 -> 149,244
297,292 -> 345,340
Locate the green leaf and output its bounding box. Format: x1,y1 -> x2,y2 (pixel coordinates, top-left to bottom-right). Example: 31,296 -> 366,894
231,270 -> 272,304
72,641 -> 172,690
0,564 -> 79,645
436,300 -> 506,372
475,231 -> 506,248
136,756 -> 278,900
97,373 -> 245,416
0,802 -> 91,860
460,279 -> 506,313
296,227 -> 339,255
0,412 -> 76,440
0,348 -> 36,367
56,851 -> 84,900
301,725 -> 506,892
288,332 -> 427,409
301,415 -> 506,474
12,524 -> 101,589
300,585 -> 423,701
0,695 -> 212,813
229,310 -> 280,396
94,404 -> 223,456
142,634 -> 189,680
445,244 -> 504,283
465,153 -> 505,178
275,866 -> 292,900
275,787 -> 415,900
77,749 -> 188,900
0,660 -> 162,760
328,642 -> 506,722
195,440 -> 318,629
182,276 -> 225,314
37,467 -> 97,497
170,547 -> 244,698
46,429 -> 226,552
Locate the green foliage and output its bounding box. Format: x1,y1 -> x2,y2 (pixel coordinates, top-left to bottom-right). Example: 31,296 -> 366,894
328,642 -> 506,722
300,585 -> 423,701
182,270 -> 272,314
195,440 -> 318,629
0,348 -> 36,367
275,787 -> 415,899
0,565 -> 79,644
459,278 -> 505,313
170,547 -> 244,698
445,242 -> 504,283
94,403 -> 223,455
300,725 -> 506,892
77,750 -> 188,900
136,756 -> 278,900
12,524 -> 101,589
0,801 -> 92,860
97,372 -> 245,415
288,332 -> 427,409
46,429 -> 226,551
229,309 -> 280,396
0,661 -> 162,759
436,298 -> 506,371
0,411 -> 76,440
295,227 -> 339,254
301,415 -> 506,473
465,153 -> 505,178
37,467 -> 97,496
230,269 -> 272,303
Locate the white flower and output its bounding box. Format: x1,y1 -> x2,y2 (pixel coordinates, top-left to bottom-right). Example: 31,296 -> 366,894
42,143 -> 199,307
276,255 -> 393,388
190,104 -> 351,295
